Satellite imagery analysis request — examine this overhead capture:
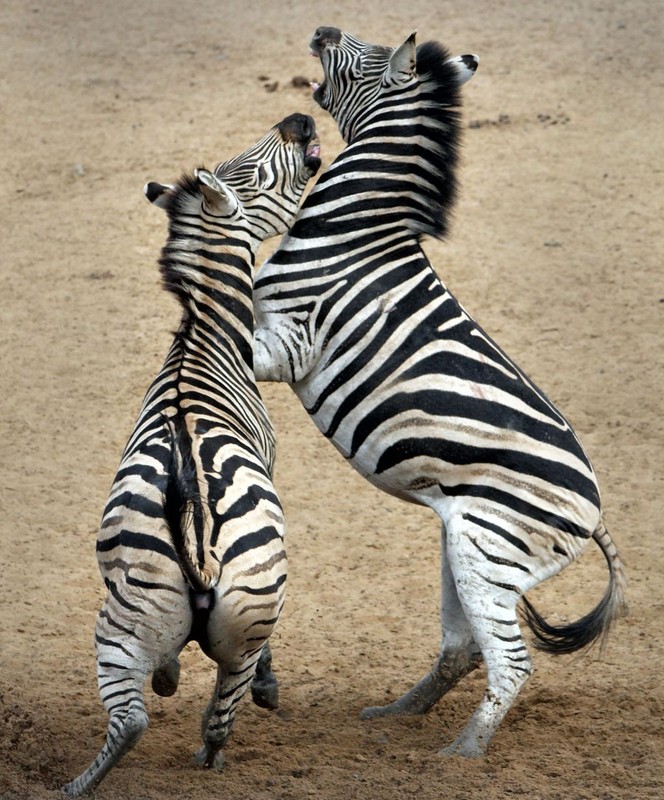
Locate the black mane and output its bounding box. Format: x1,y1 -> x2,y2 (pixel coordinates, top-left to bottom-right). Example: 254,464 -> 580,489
413,40 -> 464,240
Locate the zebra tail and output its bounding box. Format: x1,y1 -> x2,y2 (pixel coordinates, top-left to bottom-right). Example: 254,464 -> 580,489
521,521 -> 628,655
163,418 -> 215,596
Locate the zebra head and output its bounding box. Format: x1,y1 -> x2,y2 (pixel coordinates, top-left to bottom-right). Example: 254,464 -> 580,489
145,113 -> 321,240
309,26 -> 478,143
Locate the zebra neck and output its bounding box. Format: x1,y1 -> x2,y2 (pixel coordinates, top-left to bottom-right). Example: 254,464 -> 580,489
292,125 -> 458,244
160,239 -> 257,374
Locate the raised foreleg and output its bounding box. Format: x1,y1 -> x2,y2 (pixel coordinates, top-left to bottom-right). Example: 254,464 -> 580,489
253,319 -> 313,384
151,656 -> 181,697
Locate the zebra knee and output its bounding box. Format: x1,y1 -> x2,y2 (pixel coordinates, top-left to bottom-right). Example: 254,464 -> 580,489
118,707 -> 149,746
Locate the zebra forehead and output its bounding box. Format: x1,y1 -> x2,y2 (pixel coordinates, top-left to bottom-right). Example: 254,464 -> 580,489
215,131 -> 280,174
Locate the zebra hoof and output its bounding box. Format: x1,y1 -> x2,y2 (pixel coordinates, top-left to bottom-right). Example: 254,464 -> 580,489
194,745 -> 225,770
439,735 -> 487,758
251,678 -> 279,710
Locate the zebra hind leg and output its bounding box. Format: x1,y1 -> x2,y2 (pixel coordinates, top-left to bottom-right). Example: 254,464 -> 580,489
361,525 -> 482,719
440,605 -> 531,757
250,641 -> 279,709
195,658 -> 258,770
439,519 -> 534,757
62,667 -> 149,796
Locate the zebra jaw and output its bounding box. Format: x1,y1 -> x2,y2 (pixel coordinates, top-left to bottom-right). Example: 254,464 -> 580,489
309,45 -> 321,93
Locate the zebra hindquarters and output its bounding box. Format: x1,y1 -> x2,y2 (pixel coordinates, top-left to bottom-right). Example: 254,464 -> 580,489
63,555 -> 192,796
196,508 -> 287,769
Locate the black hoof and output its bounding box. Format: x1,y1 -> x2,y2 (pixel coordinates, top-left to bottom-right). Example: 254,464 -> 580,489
251,678 -> 279,710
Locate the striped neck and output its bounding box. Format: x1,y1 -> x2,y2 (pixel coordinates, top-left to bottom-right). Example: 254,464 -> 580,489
312,40 -> 464,242
159,183 -> 260,372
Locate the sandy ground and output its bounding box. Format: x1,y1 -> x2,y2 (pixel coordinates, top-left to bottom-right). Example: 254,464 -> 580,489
1,1 -> 663,798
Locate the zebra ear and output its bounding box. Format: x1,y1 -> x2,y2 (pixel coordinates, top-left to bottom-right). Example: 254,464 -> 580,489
388,32 -> 417,82
445,54 -> 480,86
144,181 -> 175,209
195,169 -> 238,215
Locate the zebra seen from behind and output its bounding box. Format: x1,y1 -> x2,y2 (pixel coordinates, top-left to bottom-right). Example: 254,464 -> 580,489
251,28 -> 627,757
63,114 -> 321,796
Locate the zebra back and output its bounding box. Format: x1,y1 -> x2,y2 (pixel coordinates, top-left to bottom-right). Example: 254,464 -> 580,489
115,115 -> 320,590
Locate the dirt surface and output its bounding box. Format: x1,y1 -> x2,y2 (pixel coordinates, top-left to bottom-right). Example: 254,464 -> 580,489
1,1 -> 663,798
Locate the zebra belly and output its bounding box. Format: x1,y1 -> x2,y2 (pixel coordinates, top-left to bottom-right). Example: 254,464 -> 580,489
293,366 -> 601,560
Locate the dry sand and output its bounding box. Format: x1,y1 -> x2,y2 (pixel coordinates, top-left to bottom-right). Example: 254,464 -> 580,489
1,1 -> 662,798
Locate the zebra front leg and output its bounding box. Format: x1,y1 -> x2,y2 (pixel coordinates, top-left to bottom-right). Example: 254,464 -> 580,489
62,667 -> 149,796
361,525 -> 481,719
250,641 -> 279,709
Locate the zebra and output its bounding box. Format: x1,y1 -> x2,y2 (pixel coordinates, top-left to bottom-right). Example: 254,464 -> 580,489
62,113 -> 321,796
250,28 -> 627,757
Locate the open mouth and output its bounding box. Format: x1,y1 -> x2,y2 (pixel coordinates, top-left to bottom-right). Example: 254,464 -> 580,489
309,47 -> 327,108
306,140 -> 321,159
304,138 -> 322,174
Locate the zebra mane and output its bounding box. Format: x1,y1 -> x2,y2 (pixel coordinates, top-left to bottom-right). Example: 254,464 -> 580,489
156,171 -> 206,314
156,170 -> 247,305
411,40 -> 464,240
161,171 -> 203,217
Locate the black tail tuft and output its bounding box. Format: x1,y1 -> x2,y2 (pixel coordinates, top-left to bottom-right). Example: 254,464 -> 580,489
521,578 -> 625,656
522,521 -> 627,655
521,596 -> 603,655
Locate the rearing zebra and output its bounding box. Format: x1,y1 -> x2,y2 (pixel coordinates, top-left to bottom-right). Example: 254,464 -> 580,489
63,114 -> 321,796
251,29 -> 627,756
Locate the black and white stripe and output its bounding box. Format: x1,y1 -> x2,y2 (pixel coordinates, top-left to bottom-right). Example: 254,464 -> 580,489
252,29 -> 626,756
63,114 -> 320,795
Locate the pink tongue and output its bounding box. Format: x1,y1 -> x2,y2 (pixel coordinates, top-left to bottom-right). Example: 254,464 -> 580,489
306,143 -> 321,158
